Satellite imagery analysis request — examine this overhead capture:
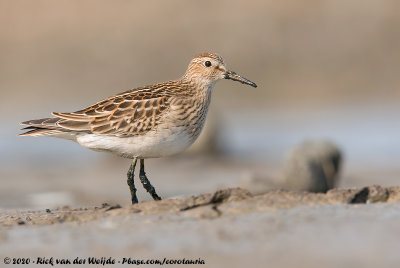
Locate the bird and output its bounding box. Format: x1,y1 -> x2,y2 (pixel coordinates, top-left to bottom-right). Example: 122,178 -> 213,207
19,52 -> 257,204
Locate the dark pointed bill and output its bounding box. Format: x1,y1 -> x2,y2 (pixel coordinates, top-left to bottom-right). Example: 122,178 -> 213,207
225,70 -> 257,88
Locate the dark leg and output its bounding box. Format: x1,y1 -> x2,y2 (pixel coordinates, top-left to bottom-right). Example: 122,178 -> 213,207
127,158 -> 138,204
139,159 -> 161,201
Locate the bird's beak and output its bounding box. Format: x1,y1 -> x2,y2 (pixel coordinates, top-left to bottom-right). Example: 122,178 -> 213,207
225,70 -> 257,88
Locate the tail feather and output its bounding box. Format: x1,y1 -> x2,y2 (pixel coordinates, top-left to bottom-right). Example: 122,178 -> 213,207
19,128 -> 63,137
19,117 -> 64,137
21,117 -> 60,127
19,116 -> 91,138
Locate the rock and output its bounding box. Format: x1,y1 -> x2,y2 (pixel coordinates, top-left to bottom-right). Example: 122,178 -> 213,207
362,185 -> 388,203
241,140 -> 343,194
283,140 -> 342,192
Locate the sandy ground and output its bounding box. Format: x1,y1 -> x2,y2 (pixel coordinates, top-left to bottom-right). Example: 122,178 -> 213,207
2,1 -> 400,266
1,186 -> 400,268
1,150 -> 399,268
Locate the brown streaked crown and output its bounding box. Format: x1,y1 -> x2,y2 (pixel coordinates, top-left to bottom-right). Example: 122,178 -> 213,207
192,53 -> 225,66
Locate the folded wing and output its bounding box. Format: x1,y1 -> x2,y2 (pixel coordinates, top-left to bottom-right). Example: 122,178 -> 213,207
20,88 -> 170,137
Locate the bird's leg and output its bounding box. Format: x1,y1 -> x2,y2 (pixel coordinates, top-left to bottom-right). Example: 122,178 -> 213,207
139,159 -> 162,201
127,158 -> 139,204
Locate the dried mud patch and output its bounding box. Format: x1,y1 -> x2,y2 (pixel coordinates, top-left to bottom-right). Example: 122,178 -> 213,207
1,185 -> 399,228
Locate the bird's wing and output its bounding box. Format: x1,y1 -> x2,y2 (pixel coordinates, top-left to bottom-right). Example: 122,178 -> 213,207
52,86 -> 171,136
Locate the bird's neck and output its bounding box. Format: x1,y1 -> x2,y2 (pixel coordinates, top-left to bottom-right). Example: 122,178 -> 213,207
180,75 -> 216,97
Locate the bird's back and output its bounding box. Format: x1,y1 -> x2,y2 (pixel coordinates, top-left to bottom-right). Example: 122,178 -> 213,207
19,79 -> 213,158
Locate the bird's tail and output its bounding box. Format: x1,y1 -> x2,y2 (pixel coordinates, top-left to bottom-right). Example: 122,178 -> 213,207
19,118 -> 64,137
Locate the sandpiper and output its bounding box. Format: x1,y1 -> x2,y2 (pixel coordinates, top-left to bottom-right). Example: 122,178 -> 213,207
19,53 -> 257,204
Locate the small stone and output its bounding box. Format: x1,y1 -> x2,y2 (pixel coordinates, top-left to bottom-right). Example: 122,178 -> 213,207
283,140 -> 342,193
241,140 -> 343,195
367,185 -> 388,203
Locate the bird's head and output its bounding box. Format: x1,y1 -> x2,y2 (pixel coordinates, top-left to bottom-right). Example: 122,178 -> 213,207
183,53 -> 257,88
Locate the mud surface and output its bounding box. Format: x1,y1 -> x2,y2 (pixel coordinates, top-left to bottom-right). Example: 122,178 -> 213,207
1,186 -> 400,268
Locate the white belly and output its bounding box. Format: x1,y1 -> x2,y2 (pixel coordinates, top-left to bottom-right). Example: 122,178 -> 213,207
75,127 -> 194,159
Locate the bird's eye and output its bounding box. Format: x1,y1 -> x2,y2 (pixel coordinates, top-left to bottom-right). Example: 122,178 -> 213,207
204,61 -> 212,67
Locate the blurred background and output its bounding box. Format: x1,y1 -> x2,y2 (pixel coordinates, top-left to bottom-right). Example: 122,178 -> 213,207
1,0 -> 399,208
